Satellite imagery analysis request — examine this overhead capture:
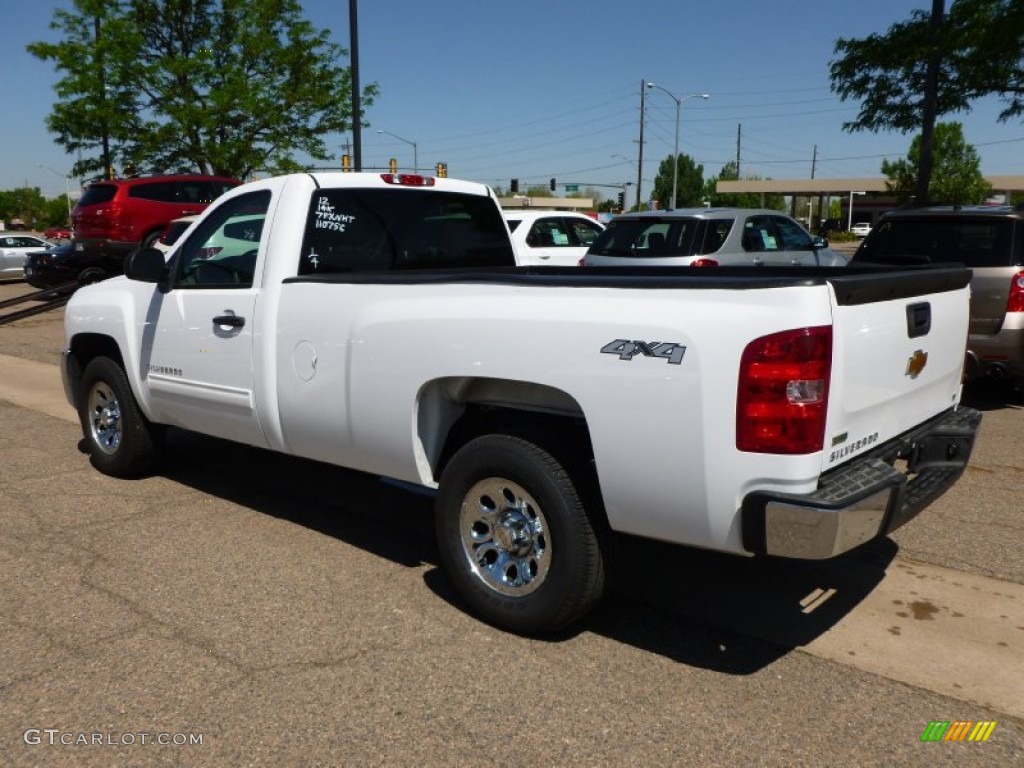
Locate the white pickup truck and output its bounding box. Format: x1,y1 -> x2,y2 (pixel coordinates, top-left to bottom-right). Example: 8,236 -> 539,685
62,172 -> 981,635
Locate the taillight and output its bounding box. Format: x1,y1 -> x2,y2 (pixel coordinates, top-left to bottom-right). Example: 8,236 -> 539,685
1007,270 -> 1024,313
691,258 -> 719,267
380,174 -> 435,187
736,326 -> 832,454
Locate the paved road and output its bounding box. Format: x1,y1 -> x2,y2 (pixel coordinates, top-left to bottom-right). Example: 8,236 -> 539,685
0,279 -> 1021,766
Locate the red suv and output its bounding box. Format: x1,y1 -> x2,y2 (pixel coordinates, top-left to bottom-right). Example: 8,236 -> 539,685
71,174 -> 241,259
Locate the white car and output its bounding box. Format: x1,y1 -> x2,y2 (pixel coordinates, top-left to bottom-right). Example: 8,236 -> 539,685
851,222 -> 872,238
153,215 -> 198,257
0,234 -> 57,278
504,211 -> 604,266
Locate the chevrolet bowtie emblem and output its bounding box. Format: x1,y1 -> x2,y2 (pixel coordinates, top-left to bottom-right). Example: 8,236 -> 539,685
905,349 -> 928,379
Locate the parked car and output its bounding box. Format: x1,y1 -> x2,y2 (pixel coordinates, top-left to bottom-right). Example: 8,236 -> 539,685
851,222 -> 873,238
583,208 -> 847,267
43,225 -> 73,241
152,214 -> 198,257
0,233 -> 57,278
23,242 -> 121,292
504,210 -> 604,266
71,173 -> 241,261
851,205 -> 1024,390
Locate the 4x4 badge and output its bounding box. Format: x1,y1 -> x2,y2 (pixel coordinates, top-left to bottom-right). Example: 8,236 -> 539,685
601,339 -> 686,365
905,349 -> 928,379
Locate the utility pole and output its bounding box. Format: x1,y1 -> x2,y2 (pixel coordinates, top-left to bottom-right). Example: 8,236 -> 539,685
636,79 -> 645,211
349,0 -> 362,171
736,124 -> 741,177
810,144 -> 817,179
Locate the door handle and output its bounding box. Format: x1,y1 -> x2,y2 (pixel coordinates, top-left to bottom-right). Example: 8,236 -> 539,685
213,314 -> 245,328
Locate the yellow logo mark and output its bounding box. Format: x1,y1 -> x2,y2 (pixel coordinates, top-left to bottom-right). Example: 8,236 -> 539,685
905,349 -> 928,379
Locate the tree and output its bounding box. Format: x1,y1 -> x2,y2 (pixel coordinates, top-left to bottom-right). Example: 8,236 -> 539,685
830,1 -> 1024,202
881,122 -> 992,205
652,154 -> 704,210
28,0 -> 377,179
703,162 -> 785,210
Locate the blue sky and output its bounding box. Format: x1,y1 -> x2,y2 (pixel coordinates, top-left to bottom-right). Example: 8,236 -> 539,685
5,0 -> 1023,202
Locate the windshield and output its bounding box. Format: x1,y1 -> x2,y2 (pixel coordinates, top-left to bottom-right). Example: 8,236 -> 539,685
587,217 -> 705,257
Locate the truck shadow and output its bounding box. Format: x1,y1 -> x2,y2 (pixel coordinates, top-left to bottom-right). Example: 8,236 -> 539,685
155,428 -> 897,676
960,379 -> 1023,412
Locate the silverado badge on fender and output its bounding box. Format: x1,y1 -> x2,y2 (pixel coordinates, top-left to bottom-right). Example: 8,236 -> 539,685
601,339 -> 686,365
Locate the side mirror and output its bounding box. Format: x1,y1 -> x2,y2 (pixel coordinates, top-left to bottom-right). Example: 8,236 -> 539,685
124,247 -> 170,288
812,235 -> 829,249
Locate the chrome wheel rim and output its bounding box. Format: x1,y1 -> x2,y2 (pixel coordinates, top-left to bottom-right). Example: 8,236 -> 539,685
87,381 -> 122,455
459,477 -> 551,596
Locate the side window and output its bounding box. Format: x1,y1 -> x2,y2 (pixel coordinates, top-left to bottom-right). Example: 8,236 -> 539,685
772,216 -> 813,250
567,218 -> 603,246
526,218 -> 571,247
699,219 -> 733,254
130,183 -> 174,202
172,191 -> 269,289
741,216 -> 778,252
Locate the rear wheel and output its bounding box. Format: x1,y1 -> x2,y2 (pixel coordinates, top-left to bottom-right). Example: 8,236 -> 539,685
140,230 -> 162,250
78,356 -> 163,477
435,434 -> 605,635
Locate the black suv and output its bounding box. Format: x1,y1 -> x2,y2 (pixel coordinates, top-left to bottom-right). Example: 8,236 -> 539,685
851,206 -> 1024,389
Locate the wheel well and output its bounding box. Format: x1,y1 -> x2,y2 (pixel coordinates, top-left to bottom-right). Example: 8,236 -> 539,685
421,376 -> 599,501
66,334 -> 124,406
424,379 -> 610,540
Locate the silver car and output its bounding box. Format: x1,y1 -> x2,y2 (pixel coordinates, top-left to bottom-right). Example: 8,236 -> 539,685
0,234 -> 57,278
583,208 -> 846,267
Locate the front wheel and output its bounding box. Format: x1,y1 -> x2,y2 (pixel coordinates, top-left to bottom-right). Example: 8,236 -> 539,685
435,434 -> 605,635
78,356 -> 163,478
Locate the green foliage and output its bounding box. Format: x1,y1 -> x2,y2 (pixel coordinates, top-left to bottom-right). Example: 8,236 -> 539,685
0,187 -> 58,228
830,0 -> 1024,131
652,154 -> 705,209
28,0 -> 377,179
704,161 -> 785,210
881,122 -> 992,204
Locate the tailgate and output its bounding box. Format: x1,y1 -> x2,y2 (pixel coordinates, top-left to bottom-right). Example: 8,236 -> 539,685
822,267 -> 972,472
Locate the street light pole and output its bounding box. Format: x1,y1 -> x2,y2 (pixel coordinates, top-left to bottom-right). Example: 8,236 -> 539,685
377,129 -> 418,174
39,165 -> 72,222
645,84 -> 709,210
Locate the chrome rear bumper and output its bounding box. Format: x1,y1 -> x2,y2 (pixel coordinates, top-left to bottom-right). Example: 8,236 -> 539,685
741,406 -> 982,559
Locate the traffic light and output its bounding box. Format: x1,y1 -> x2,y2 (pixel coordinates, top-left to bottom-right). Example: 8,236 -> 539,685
550,178 -> 556,192
389,158 -> 398,174
617,191 -> 625,210
510,178 -> 519,194
436,162 -> 447,178
341,154 -> 351,172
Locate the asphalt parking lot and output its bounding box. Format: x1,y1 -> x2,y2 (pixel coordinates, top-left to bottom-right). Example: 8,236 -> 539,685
0,277 -> 1021,766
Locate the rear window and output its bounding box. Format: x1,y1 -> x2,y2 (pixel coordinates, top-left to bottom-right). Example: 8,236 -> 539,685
587,217 -> 705,258
855,218 -> 1018,267
297,188 -> 514,274
76,184 -> 118,207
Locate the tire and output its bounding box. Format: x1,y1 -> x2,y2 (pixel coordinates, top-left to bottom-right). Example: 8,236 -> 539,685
78,356 -> 164,478
77,267 -> 105,286
435,434 -> 605,636
140,230 -> 162,250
